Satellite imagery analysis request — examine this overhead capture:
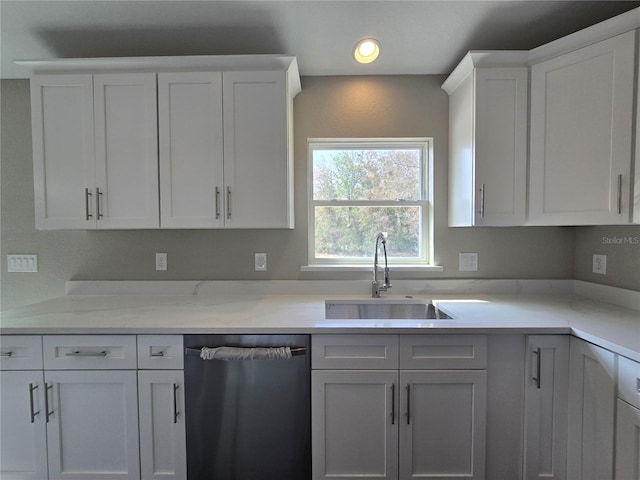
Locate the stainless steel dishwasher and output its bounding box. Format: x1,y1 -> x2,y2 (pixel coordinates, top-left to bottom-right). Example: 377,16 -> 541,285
184,334 -> 311,480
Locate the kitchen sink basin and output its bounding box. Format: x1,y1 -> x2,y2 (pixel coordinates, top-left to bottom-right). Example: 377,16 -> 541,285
324,300 -> 452,320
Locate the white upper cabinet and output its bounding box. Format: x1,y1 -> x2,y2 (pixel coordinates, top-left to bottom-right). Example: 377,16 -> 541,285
31,75 -> 95,230
31,73 -> 159,229
223,70 -> 293,228
25,56 -> 300,230
93,73 -> 159,228
158,72 -> 224,228
528,31 -> 636,225
443,54 -> 528,227
158,69 -> 295,229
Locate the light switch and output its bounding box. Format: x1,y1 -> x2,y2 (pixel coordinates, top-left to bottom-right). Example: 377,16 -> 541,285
7,254 -> 38,272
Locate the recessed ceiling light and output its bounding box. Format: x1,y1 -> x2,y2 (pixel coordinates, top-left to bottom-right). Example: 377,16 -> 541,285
354,38 -> 380,64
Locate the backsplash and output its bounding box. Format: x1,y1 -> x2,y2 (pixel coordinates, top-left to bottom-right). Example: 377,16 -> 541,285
3,76 -> 636,310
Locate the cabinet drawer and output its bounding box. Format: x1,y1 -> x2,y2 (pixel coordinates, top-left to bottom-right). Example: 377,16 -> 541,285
618,355 -> 640,409
43,335 -> 137,370
0,335 -> 43,370
400,335 -> 487,369
137,335 -> 184,369
312,335 -> 399,369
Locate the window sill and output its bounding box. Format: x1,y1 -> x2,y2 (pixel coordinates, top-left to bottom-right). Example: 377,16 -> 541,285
300,264 -> 444,273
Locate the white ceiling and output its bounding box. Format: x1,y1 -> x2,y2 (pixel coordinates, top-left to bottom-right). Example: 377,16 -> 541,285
1,0 -> 639,79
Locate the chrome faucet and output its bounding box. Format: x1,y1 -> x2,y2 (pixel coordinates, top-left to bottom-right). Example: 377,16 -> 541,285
372,232 -> 392,298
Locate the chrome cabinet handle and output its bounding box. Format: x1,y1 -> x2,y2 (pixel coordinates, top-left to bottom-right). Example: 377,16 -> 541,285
29,383 -> 40,423
636,378 -> 640,394
96,188 -> 104,219
390,383 -> 395,425
617,174 -> 623,215
150,351 -> 165,357
0,351 -> 13,358
532,348 -> 541,389
215,187 -> 221,219
173,384 -> 180,424
45,383 -> 53,422
65,350 -> 108,357
479,183 -> 485,218
226,187 -> 232,219
85,188 -> 93,220
405,384 -> 411,425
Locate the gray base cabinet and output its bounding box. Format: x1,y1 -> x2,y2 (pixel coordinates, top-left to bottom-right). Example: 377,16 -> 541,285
311,334 -> 487,480
615,355 -> 640,478
567,337 -> 615,480
523,335 -> 569,480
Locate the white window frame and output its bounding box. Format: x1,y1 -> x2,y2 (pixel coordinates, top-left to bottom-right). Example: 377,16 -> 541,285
306,138 -> 435,268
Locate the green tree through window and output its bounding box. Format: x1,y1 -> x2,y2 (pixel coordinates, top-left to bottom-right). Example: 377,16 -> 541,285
309,139 -> 431,264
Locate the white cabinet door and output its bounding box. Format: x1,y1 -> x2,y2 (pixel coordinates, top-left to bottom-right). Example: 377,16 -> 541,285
312,370 -> 398,480
138,370 -> 186,480
0,371 -> 48,480
158,72 -> 224,228
93,73 -> 159,228
615,399 -> 640,479
567,338 -> 615,480
45,370 -> 140,480
223,70 -> 293,228
529,31 -> 635,225
523,335 -> 570,480
448,66 -> 527,226
399,370 -> 487,480
31,75 -> 96,229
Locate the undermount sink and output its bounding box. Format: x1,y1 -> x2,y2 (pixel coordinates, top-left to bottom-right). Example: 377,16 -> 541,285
324,300 -> 453,320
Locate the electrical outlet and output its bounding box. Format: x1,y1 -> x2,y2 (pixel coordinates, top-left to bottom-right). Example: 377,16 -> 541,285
7,254 -> 38,272
255,253 -> 267,271
459,252 -> 478,272
592,254 -> 607,275
156,253 -> 167,271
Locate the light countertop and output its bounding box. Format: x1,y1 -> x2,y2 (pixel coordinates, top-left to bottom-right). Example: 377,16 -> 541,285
1,280 -> 638,362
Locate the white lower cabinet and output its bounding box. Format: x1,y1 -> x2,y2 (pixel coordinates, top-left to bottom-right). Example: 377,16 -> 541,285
567,338 -> 615,480
138,370 -> 186,479
0,370 -> 49,480
312,370 -> 398,480
44,370 -> 140,480
398,370 -> 486,480
615,355 -> 640,478
523,335 -> 569,480
311,334 -> 487,480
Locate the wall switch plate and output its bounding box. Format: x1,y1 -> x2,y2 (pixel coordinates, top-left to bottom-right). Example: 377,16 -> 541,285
459,252 -> 478,272
156,253 -> 167,271
7,254 -> 38,272
255,253 -> 267,271
592,254 -> 607,275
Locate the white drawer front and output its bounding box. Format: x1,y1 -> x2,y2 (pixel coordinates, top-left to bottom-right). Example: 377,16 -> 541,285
618,355 -> 640,409
312,335 -> 398,369
0,335 -> 43,370
400,335 -> 487,369
137,335 -> 184,369
43,335 -> 137,370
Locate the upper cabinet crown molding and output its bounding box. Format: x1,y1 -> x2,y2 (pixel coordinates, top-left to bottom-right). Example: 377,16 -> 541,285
15,54 -> 301,96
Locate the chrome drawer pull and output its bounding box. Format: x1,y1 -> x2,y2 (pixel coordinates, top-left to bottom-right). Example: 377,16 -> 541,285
65,350 -> 108,357
45,383 -> 53,422
405,383 -> 411,425
29,383 -> 40,423
532,348 -> 541,389
173,384 -> 180,424
390,383 -> 395,425
0,351 -> 13,358
150,351 -> 165,357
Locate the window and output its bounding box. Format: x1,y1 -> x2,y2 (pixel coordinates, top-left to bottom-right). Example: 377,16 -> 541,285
308,138 -> 433,266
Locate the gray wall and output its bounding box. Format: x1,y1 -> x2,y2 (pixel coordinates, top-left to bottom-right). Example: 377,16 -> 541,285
7,74 -> 635,311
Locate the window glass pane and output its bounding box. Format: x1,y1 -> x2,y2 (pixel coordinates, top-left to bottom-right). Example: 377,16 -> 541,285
314,206 -> 421,259
312,148 -> 422,201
